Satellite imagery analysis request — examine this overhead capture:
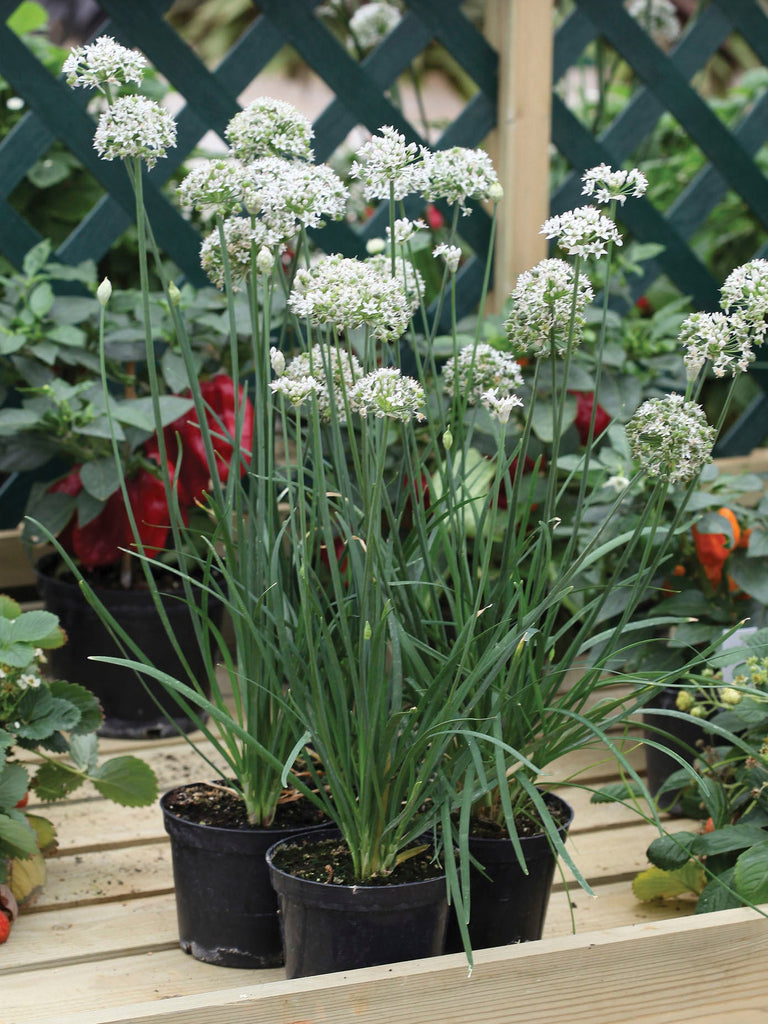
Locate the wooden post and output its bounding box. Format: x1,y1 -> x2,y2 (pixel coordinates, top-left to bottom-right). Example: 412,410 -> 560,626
485,0 -> 555,308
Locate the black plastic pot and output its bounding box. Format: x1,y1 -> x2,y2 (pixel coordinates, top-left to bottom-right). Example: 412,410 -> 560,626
643,686 -> 707,814
443,793 -> 574,953
266,833 -> 448,978
161,786 -> 328,968
36,553 -> 221,739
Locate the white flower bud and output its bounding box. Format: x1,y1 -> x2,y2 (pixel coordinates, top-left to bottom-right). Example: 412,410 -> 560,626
97,277 -> 112,306
365,237 -> 386,255
167,281 -> 182,307
442,427 -> 453,450
257,245 -> 274,275
488,182 -> 504,203
270,346 -> 286,377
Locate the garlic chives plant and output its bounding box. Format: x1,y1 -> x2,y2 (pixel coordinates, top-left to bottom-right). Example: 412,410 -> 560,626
49,37 -> 765,958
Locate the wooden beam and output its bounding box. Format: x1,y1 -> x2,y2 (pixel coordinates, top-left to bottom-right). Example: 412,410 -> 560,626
485,0 -> 555,308
61,905 -> 768,1024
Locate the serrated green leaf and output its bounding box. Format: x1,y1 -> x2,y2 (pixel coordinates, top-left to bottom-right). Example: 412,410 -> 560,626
632,862 -> 706,901
48,680 -> 103,735
67,733 -> 99,774
16,691 -> 81,741
25,813 -> 57,855
696,868 -> 742,913
32,760 -> 85,802
646,831 -> 698,869
90,756 -> 158,807
10,609 -> 63,647
691,823 -> 768,857
0,596 -> 22,621
0,764 -> 30,809
0,813 -> 38,859
733,840 -> 768,904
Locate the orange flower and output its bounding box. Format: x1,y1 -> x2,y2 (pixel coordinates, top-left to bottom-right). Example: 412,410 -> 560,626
692,507 -> 741,588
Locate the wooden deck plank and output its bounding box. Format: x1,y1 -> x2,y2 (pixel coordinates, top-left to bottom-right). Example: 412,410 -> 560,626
6,907 -> 768,1024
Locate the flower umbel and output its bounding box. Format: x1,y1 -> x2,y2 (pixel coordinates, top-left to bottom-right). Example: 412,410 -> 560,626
581,163 -> 648,205
63,35 -> 146,91
442,344 -> 524,405
350,126 -> 425,202
540,206 -> 623,259
422,146 -> 500,214
350,368 -> 426,421
94,95 -> 177,170
505,257 -> 594,357
225,98 -> 314,161
289,254 -> 412,342
680,311 -> 755,380
627,394 -> 715,484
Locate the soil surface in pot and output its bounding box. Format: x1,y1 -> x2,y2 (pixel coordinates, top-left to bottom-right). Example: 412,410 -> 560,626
47,558 -> 188,594
271,836 -> 444,886
163,782 -> 327,831
464,797 -> 572,839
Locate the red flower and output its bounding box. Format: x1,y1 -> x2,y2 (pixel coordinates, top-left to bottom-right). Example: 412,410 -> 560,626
692,507 -> 744,591
147,375 -> 254,507
49,466 -> 172,570
425,204 -> 444,231
571,391 -> 611,446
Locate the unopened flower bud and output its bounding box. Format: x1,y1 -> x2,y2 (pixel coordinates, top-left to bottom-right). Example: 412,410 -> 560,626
97,277 -> 112,306
442,427 -> 453,450
257,245 -> 273,275
488,182 -> 504,203
270,346 -> 285,376
719,686 -> 742,706
675,690 -> 695,712
364,621 -> 372,641
690,705 -> 705,718
365,237 -> 386,255
168,281 -> 182,306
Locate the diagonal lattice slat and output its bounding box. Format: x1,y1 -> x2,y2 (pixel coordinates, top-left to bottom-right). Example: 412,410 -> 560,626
0,0 -> 496,291
554,0 -> 768,454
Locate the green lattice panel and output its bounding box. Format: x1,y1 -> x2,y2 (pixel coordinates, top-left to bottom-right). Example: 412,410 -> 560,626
0,0 -> 497,313
553,0 -> 768,454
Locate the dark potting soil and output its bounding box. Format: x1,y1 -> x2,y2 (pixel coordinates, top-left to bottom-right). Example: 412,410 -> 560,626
467,797 -> 572,840
47,558 -> 184,594
164,782 -> 327,831
270,836 -> 445,886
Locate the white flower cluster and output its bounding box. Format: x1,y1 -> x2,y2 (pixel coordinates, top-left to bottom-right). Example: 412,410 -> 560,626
177,158 -> 247,216
442,343 -> 524,406
200,217 -> 274,290
433,243 -> 462,274
422,146 -> 501,214
626,394 -> 715,484
349,1 -> 402,51
94,94 -> 177,170
581,163 -> 648,205
626,0 -> 681,46
480,388 -> 524,424
721,259 -> 768,329
505,258 -> 594,357
289,254 -> 412,342
679,311 -> 754,381
540,206 -> 623,259
350,126 -> 425,202
273,344 -> 363,421
242,156 -> 349,238
349,367 -> 425,421
365,253 -> 424,311
17,672 -> 42,691
63,35 -> 146,90
387,218 -> 426,245
225,98 -> 315,162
